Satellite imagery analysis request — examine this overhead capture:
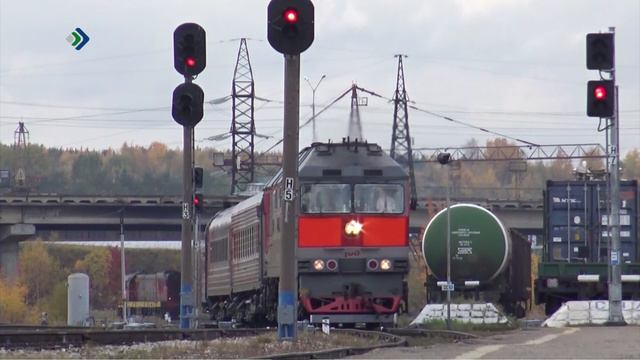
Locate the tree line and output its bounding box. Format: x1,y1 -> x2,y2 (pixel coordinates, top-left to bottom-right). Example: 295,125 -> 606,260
0,139 -> 638,199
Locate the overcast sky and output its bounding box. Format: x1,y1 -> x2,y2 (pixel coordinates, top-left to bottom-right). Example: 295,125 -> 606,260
1,0 -> 638,156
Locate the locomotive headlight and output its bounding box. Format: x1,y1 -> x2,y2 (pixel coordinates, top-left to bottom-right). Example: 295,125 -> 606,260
326,259 -> 338,271
380,259 -> 392,271
344,220 -> 363,236
313,259 -> 325,271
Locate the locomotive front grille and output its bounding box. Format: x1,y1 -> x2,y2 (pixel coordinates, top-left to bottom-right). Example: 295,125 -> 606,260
393,259 -> 409,272
298,260 -> 311,272
339,258 -> 366,273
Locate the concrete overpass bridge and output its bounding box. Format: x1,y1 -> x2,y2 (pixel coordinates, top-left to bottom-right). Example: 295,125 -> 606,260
0,194 -> 241,279
0,193 -> 543,279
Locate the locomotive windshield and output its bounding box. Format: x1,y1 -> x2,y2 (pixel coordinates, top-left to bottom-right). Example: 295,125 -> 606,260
301,184 -> 351,213
355,184 -> 403,214
300,183 -> 404,214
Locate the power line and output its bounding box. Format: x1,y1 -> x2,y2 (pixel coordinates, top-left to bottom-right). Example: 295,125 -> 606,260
350,84 -> 541,147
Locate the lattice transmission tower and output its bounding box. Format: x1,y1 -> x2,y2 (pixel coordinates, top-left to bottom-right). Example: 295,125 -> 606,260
13,122 -> 29,187
230,38 -> 256,194
347,84 -> 364,140
390,55 -> 417,207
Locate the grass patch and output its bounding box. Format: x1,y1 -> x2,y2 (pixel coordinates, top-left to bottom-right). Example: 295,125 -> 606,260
416,318 -> 517,332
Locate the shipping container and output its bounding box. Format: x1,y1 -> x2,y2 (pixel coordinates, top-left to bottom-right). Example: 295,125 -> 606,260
535,180 -> 640,315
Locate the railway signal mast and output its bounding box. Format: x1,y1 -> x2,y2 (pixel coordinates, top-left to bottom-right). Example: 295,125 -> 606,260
267,0 -> 314,341
586,28 -> 624,325
172,22 -> 206,329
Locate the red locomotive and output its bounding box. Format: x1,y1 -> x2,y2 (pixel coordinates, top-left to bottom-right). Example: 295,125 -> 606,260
125,270 -> 180,321
204,140 -> 410,326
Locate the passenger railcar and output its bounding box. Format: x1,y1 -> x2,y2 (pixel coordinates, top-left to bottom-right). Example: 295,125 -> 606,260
204,140 -> 410,326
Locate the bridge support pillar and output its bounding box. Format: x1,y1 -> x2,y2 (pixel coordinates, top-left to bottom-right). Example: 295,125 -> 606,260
0,224 -> 36,280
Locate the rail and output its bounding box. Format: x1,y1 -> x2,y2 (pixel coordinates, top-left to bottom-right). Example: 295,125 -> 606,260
254,329 -> 407,359
0,327 -> 267,350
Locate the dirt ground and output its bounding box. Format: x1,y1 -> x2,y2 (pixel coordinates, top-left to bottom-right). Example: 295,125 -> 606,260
0,330 -> 381,359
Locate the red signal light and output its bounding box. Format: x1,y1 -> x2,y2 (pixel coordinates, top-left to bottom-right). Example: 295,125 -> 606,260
185,57 -> 196,68
193,196 -> 200,205
594,86 -> 606,100
283,8 -> 298,23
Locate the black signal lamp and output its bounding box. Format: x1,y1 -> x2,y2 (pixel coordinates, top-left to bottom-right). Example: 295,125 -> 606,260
437,152 -> 451,165
587,80 -> 614,118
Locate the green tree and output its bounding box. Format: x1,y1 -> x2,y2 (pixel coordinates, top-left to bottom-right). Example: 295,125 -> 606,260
42,281 -> 68,324
71,151 -> 107,193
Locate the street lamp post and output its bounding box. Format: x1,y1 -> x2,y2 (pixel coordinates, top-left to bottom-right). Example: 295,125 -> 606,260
437,152 -> 452,330
119,208 -> 127,324
304,74 -> 326,143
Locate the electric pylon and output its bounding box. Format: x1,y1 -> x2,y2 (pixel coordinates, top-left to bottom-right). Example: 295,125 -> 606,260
230,38 -> 256,194
13,122 -> 29,188
348,84 -> 363,140
390,55 -> 417,207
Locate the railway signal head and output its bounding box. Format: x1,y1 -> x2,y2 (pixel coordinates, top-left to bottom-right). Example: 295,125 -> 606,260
267,0 -> 314,55
174,23 -> 206,77
437,152 -> 451,165
172,82 -> 204,127
586,33 -> 614,70
194,167 -> 203,191
194,192 -> 204,212
587,80 -> 614,117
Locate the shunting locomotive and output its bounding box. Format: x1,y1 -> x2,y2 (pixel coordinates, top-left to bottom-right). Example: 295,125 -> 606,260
204,140 -> 410,327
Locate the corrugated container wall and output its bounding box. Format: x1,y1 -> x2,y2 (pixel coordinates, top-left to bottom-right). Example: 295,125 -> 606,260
544,180 -> 638,264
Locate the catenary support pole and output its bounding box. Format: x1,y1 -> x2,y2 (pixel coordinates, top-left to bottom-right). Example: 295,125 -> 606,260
180,125 -> 194,329
278,54 -> 300,341
120,208 -> 127,323
446,165 -> 452,330
607,26 -> 624,325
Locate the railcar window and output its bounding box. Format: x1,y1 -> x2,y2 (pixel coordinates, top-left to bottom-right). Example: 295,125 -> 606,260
211,237 -> 228,263
354,184 -> 404,214
300,184 -> 352,213
251,226 -> 256,256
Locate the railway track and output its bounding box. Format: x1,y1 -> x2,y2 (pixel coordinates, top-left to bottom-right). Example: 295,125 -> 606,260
385,327 -> 478,340
257,329 -> 407,359
0,326 -> 475,358
0,327 -> 267,350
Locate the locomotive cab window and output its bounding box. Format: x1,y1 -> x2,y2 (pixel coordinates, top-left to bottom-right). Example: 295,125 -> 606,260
355,184 -> 404,214
300,184 -> 351,213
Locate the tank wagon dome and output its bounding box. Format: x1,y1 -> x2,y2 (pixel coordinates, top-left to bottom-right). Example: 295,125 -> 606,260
422,203 -> 511,284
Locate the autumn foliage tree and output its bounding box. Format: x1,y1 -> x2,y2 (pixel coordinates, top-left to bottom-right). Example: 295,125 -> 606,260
74,247 -> 114,309
623,149 -> 640,181
0,278 -> 35,323
18,240 -> 64,306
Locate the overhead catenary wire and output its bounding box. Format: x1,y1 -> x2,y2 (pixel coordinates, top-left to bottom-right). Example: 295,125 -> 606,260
348,84 -> 541,147
407,105 -> 540,146
259,84 -> 548,152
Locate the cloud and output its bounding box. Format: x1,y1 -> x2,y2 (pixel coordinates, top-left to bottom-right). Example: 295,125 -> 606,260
453,0 -> 531,19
